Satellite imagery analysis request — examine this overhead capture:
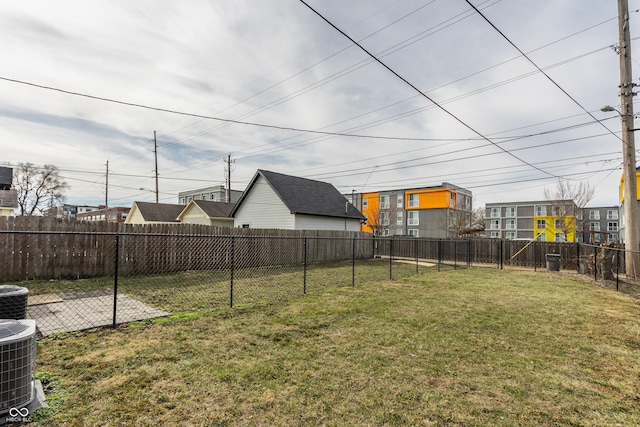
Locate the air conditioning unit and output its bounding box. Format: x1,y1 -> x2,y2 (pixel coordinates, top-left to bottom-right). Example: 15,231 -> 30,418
0,319 -> 37,414
0,286 -> 29,320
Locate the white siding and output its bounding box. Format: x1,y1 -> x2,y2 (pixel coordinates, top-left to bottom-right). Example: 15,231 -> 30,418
233,176 -> 295,229
295,214 -> 361,231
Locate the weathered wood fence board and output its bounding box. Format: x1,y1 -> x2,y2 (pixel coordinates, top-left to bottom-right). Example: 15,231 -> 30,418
0,217 -> 373,282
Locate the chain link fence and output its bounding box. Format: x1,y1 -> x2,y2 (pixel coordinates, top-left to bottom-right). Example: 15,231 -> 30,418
1,231 -> 437,337
4,229 -> 639,337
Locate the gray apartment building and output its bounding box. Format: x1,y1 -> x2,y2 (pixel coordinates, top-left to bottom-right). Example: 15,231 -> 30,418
485,200 -> 619,243
178,185 -> 242,205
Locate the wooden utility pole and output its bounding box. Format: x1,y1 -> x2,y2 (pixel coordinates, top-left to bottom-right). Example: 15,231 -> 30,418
618,0 -> 639,278
225,154 -> 233,203
154,131 -> 159,203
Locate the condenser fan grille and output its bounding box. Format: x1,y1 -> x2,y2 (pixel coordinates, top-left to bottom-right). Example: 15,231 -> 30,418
0,319 -> 36,414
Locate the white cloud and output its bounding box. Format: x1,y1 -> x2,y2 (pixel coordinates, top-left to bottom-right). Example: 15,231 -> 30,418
0,0 -> 634,209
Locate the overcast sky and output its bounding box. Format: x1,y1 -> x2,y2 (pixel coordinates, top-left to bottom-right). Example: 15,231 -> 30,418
1,0 -> 637,209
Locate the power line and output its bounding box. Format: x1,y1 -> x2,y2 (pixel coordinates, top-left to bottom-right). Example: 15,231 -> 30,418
297,0 -> 556,179
464,0 -> 622,144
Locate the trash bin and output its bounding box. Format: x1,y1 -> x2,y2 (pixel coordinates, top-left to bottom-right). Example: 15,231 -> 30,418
546,254 -> 561,271
0,285 -> 29,319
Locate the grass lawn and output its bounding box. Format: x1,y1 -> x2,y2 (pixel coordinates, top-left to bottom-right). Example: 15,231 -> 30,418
32,267 -> 640,426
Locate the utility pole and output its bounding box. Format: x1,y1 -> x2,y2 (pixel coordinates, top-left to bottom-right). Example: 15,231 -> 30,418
225,154 -> 234,203
153,131 -> 159,203
618,0 -> 639,278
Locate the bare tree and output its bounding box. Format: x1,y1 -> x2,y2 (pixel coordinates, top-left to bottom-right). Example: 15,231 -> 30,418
14,163 -> 69,216
447,207 -> 485,237
544,178 -> 594,241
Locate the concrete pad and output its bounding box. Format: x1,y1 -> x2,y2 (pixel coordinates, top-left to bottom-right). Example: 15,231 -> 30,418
28,294 -> 63,306
27,294 -> 169,337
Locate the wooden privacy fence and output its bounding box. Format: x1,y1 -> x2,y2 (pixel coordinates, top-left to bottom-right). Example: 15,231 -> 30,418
0,217 -> 374,282
374,237 -> 614,273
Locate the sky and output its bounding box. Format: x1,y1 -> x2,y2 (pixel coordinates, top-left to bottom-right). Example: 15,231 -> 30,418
1,0 -> 638,210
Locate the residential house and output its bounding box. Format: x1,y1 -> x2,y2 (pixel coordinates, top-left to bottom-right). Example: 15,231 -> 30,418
349,182 -> 473,238
124,202 -> 185,224
77,206 -> 131,223
178,185 -> 242,204
0,166 -> 17,217
485,200 -> 581,242
231,170 -> 364,230
177,200 -> 235,227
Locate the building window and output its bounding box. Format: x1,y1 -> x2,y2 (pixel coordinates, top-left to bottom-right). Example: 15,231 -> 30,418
506,231 -> 516,240
555,233 -> 566,242
506,219 -> 515,229
538,233 -> 547,242
608,234 -> 618,243
608,222 -> 618,232
536,206 -> 547,216
363,198 -> 368,210
380,229 -> 390,236
396,229 -> 403,235
408,211 -> 419,226
590,222 -> 600,231
408,229 -> 419,237
536,219 -> 546,229
408,194 -> 419,207
576,211 -> 583,220
490,231 -> 500,238
505,207 -> 515,217
490,220 -> 499,229
555,219 -> 564,229
396,212 -> 403,226
380,212 -> 390,226
397,194 -> 403,209
490,207 -> 500,218
380,195 -> 390,209
607,210 -> 618,220
589,210 -> 600,220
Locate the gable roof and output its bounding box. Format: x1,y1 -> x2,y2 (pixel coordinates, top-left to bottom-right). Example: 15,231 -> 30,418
178,200 -> 235,220
231,170 -> 364,220
133,202 -> 184,222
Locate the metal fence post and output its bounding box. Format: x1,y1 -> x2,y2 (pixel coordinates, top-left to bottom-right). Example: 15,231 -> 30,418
230,236 -> 235,308
352,237 -> 356,287
389,238 -> 394,280
415,238 -> 419,274
304,237 -> 308,294
616,248 -> 620,291
112,233 -> 120,328
454,240 -> 458,270
593,245 -> 598,282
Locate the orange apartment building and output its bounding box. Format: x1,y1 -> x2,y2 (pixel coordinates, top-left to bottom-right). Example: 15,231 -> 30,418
347,182 -> 473,238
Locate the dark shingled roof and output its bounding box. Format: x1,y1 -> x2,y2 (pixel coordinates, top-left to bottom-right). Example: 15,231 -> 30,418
232,170 -> 364,220
191,200 -> 235,218
135,202 -> 184,222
